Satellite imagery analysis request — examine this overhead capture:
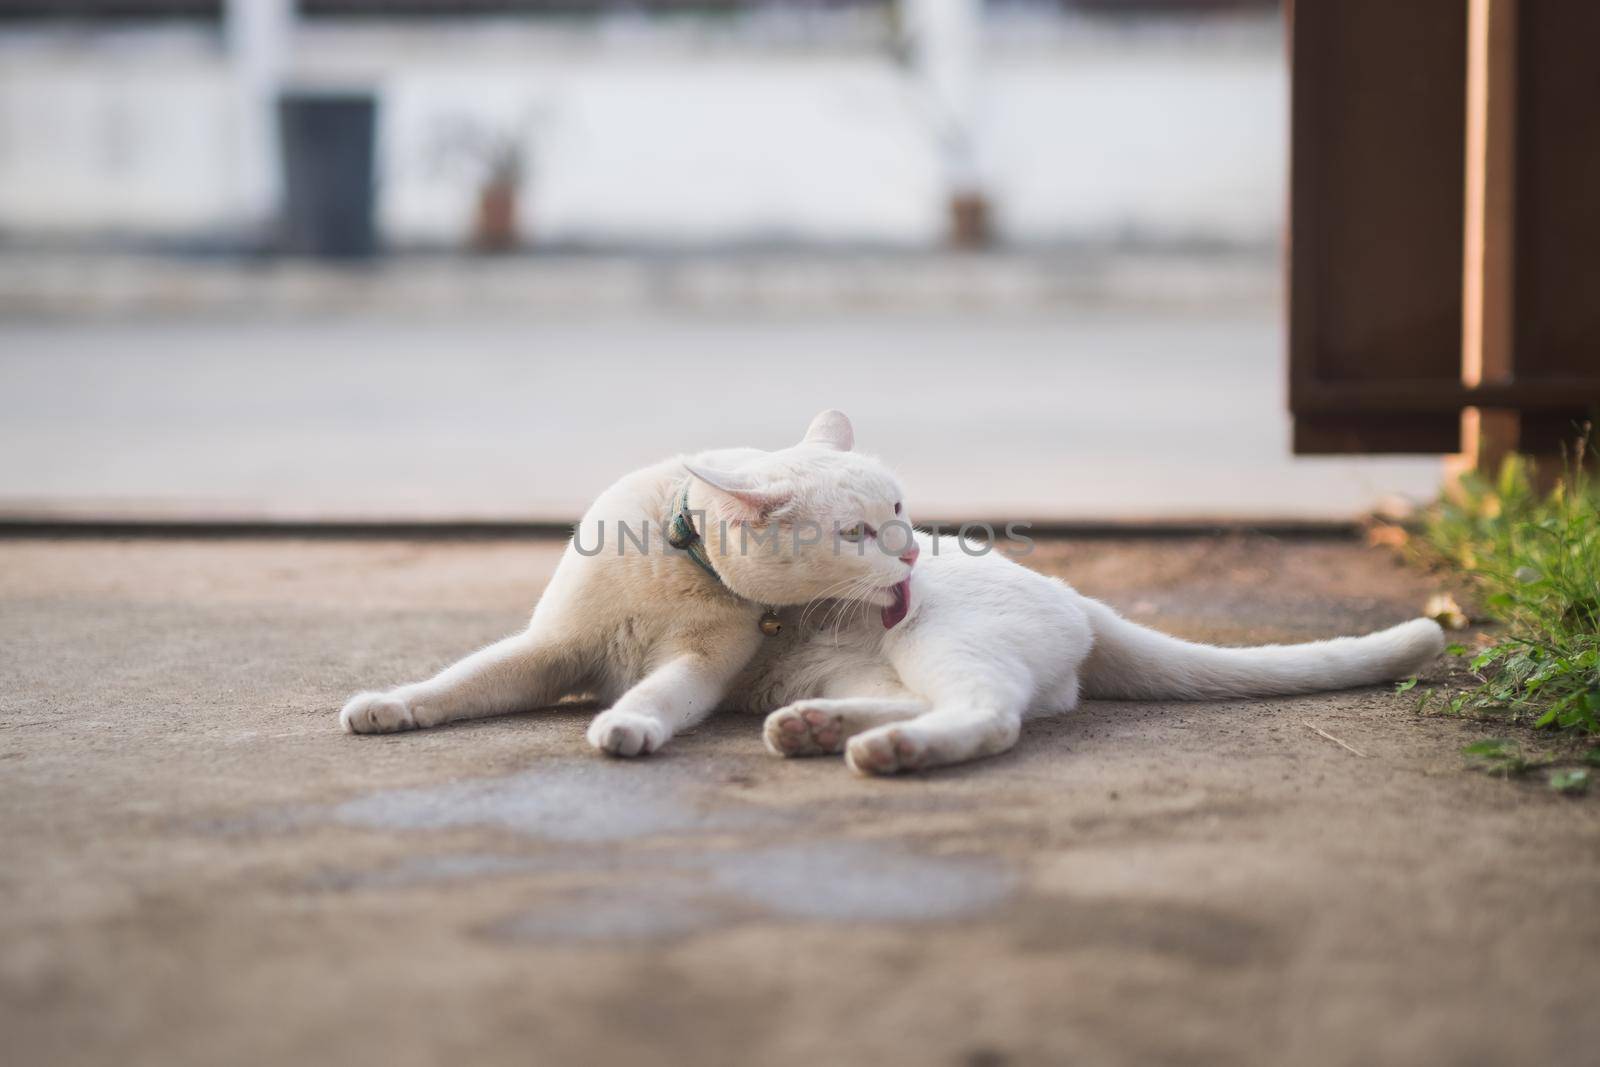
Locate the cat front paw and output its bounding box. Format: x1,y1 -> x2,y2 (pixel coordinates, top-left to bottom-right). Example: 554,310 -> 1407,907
587,710 -> 667,758
764,703 -> 846,757
845,725 -> 926,776
340,691 -> 417,734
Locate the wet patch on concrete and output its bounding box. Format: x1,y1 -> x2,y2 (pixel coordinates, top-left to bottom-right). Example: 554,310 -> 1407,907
309,764 -> 1016,941
355,840 -> 1020,943
330,759 -> 777,841
706,842 -> 1014,923
315,840 -> 1014,939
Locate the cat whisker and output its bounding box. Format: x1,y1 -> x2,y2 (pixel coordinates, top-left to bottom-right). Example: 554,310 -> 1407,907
823,574 -> 880,644
799,575 -> 866,630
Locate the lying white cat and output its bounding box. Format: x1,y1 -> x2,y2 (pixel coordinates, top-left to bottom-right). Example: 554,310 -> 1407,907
340,410 -> 1444,775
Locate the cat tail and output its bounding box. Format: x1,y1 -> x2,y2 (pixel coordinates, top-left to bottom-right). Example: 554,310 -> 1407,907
1076,598 -> 1445,700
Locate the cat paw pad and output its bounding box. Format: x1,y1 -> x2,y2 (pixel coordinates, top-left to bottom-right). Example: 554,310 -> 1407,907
846,726 -> 925,776
587,710 -> 667,758
764,704 -> 846,757
340,692 -> 416,735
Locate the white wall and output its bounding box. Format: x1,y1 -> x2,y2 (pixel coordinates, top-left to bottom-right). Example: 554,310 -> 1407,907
987,52 -> 1284,245
0,31 -> 237,233
0,14 -> 1284,248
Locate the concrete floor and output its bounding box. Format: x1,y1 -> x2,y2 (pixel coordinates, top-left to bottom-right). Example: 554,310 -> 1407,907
3,535 -> 1597,1066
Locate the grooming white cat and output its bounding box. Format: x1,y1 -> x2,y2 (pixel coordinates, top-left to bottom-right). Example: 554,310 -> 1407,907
340,410 -> 1445,775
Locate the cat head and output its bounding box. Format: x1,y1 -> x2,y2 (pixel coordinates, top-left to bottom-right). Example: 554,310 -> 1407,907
684,409 -> 919,614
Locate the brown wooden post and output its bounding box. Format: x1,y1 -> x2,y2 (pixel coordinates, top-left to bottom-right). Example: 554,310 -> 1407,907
1508,0 -> 1600,464
1287,0 -> 1600,463
1460,0 -> 1519,474
1286,0 -> 1468,455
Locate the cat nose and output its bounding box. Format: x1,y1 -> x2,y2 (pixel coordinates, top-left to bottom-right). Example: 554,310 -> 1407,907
899,543 -> 920,568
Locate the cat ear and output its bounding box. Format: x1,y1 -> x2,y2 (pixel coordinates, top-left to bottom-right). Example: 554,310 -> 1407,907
800,409 -> 854,452
683,461 -> 790,523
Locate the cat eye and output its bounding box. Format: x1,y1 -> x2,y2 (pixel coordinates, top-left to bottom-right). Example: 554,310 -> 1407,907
839,523 -> 872,542
894,502 -> 902,515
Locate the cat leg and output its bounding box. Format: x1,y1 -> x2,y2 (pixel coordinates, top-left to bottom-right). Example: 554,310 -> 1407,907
763,697 -> 929,757
844,699 -> 1027,776
340,631 -> 580,735
587,632 -> 759,757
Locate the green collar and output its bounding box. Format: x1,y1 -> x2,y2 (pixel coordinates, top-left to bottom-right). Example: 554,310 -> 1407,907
666,480 -> 724,584
667,480 -> 785,636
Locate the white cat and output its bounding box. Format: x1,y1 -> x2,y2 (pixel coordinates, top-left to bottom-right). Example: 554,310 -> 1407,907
340,410 -> 1444,775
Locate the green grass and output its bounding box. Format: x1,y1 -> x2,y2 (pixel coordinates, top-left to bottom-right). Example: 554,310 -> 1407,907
1413,433 -> 1600,739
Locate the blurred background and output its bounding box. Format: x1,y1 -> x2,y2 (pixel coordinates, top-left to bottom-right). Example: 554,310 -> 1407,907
0,0 -> 1442,523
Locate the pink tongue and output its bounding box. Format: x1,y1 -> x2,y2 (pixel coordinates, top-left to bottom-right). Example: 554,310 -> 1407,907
881,579 -> 912,629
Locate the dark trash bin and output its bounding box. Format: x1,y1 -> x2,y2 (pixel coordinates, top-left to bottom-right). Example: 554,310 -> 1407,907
277,91 -> 378,258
